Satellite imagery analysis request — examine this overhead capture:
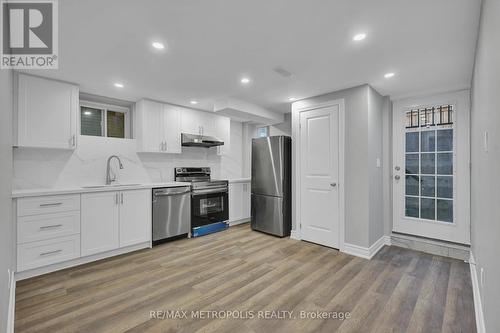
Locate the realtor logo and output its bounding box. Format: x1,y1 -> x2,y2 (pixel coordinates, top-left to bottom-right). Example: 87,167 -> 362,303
1,0 -> 58,68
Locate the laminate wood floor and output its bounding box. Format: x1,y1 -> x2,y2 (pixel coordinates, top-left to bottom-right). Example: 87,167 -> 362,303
15,223 -> 476,333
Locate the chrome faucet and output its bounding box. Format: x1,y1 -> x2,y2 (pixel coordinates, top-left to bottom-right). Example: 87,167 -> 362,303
106,155 -> 124,185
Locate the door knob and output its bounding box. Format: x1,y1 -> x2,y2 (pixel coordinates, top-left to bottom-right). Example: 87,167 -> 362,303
395,166 -> 401,171
330,183 -> 337,187
394,175 -> 401,180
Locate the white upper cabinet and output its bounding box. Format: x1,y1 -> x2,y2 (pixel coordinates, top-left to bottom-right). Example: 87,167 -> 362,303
162,104 -> 182,153
215,116 -> 230,155
180,108 -> 230,155
16,73 -> 79,149
135,99 -> 181,153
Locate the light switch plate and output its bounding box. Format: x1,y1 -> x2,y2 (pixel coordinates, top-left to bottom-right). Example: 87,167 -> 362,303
376,158 -> 381,168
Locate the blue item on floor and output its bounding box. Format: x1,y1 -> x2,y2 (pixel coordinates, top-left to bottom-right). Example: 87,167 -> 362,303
192,221 -> 229,237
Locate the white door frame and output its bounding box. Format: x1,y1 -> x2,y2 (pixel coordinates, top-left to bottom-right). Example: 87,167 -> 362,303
392,90 -> 470,244
292,99 -> 345,251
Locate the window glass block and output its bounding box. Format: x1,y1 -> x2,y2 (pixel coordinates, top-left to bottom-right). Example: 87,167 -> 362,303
406,132 -> 419,153
437,129 -> 453,151
421,130 -> 436,152
406,175 -> 419,196
437,199 -> 453,222
420,198 -> 435,220
437,176 -> 453,199
405,197 -> 419,218
420,153 -> 435,174
421,176 -> 435,197
405,154 -> 419,174
437,153 -> 453,175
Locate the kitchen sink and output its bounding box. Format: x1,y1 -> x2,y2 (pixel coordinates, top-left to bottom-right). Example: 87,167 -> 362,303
81,183 -> 142,189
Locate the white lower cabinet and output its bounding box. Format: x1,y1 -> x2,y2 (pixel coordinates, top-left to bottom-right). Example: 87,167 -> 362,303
81,191 -> 120,256
229,182 -> 251,222
119,189 -> 151,247
81,189 -> 151,256
17,235 -> 80,271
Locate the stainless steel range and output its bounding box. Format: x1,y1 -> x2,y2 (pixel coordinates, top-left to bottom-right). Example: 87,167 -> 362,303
174,167 -> 229,237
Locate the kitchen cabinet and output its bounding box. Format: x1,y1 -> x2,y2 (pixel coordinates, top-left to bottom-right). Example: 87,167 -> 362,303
119,189 -> 151,247
81,189 -> 151,256
15,73 -> 79,149
16,193 -> 81,271
180,108 -> 231,155
81,191 -> 119,256
229,181 -> 251,222
135,99 -> 181,153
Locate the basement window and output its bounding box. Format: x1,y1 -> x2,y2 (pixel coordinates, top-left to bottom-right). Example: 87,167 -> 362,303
257,127 -> 269,137
80,101 -> 131,139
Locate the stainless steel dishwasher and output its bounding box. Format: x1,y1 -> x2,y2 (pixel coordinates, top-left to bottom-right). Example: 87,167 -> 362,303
152,186 -> 191,245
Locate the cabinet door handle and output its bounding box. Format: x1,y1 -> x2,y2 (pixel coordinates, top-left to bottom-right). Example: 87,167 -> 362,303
120,193 -> 124,204
115,193 -> 119,205
39,202 -> 62,207
40,224 -> 63,230
40,249 -> 62,256
164,141 -> 167,151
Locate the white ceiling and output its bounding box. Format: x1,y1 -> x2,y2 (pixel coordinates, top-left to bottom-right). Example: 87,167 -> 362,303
32,0 -> 480,113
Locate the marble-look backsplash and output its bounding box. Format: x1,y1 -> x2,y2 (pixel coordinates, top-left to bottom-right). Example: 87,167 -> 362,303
13,121 -> 244,189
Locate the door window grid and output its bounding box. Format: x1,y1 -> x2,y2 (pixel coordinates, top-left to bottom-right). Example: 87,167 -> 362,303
404,105 -> 454,223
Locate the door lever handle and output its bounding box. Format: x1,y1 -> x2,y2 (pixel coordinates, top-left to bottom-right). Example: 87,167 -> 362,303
330,183 -> 337,187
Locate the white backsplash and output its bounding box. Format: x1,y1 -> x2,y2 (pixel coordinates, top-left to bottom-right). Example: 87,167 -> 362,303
13,121 -> 244,189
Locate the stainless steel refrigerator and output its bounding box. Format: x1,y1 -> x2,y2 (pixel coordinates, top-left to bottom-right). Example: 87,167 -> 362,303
251,135 -> 292,237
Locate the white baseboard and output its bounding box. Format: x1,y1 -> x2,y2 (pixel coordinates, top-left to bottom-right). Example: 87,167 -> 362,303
228,219 -> 250,227
343,235 -> 387,260
7,269 -> 15,333
290,229 -> 301,240
383,235 -> 392,246
469,253 -> 486,333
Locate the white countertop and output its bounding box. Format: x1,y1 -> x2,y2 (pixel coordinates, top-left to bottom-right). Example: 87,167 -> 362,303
227,178 -> 251,184
12,182 -> 192,198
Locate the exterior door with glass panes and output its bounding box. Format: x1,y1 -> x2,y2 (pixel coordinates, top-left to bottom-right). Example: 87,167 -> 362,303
392,91 -> 470,244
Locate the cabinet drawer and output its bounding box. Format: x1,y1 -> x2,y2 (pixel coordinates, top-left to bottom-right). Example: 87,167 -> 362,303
17,235 -> 81,271
17,211 -> 80,244
17,194 -> 80,216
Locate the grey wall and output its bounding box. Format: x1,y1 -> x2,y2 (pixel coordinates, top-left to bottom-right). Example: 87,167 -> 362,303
269,113 -> 291,137
367,87 -> 385,245
292,84 -> 385,248
470,0 -> 500,331
0,70 -> 14,331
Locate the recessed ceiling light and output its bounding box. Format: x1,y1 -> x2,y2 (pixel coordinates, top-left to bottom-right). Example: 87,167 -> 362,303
240,77 -> 250,84
152,41 -> 165,50
384,72 -> 395,78
84,111 -> 92,115
288,97 -> 297,102
353,33 -> 366,41
190,100 -> 198,105
114,82 -> 124,88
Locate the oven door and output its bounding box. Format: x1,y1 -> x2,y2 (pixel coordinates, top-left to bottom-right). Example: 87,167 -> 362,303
191,187 -> 229,228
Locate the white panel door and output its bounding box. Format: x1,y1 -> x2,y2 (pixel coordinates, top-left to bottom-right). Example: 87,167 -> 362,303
162,104 -> 181,153
299,105 -> 340,248
119,189 -> 151,247
392,91 -> 470,244
229,183 -> 243,222
17,74 -> 78,149
81,192 -> 119,256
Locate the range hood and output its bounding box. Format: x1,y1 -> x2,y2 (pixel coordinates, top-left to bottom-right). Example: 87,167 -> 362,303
181,133 -> 224,148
